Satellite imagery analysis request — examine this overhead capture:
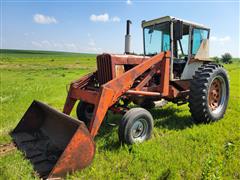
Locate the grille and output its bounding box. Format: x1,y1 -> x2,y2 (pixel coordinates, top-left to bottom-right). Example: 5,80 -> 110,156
97,54 -> 113,85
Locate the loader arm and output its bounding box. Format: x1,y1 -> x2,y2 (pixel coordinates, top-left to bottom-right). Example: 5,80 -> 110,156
89,51 -> 171,137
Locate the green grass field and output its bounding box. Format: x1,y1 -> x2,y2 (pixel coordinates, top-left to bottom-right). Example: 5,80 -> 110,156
0,49 -> 240,179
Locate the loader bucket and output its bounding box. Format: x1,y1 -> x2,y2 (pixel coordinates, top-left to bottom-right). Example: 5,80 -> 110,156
11,100 -> 95,179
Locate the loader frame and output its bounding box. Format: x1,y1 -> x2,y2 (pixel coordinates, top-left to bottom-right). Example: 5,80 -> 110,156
63,51 -> 188,138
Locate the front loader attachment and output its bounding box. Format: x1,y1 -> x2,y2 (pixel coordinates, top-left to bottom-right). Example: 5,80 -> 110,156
10,52 -> 170,179
11,100 -> 95,179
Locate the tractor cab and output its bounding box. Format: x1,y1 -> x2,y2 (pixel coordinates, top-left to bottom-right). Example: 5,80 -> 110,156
142,16 -> 210,80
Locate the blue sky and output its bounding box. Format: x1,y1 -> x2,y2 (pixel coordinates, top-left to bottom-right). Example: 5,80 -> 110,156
1,0 -> 239,57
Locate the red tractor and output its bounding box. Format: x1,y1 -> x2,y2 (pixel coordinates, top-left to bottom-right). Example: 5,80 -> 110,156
12,16 -> 229,178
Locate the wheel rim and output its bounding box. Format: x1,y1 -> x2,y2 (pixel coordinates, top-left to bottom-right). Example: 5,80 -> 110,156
84,104 -> 94,120
208,76 -> 226,114
130,118 -> 148,142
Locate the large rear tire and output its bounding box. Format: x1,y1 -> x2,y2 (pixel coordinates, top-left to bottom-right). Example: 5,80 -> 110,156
189,63 -> 229,123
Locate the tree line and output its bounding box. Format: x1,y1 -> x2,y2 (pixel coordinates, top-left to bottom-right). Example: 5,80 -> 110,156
213,53 -> 233,64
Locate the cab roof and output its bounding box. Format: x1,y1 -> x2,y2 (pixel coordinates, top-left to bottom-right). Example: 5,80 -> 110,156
142,16 -> 210,30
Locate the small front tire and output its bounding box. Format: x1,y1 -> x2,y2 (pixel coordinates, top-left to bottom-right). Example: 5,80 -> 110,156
118,108 -> 154,145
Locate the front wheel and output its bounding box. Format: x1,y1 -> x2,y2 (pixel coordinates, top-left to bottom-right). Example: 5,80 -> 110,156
76,101 -> 94,127
189,63 -> 229,123
118,108 -> 154,145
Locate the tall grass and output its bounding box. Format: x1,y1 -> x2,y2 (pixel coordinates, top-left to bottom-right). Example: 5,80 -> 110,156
0,50 -> 239,179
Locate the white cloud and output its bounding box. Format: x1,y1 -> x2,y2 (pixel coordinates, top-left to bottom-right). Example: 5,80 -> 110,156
87,34 -> 102,52
210,36 -> 217,41
31,40 -> 77,50
65,43 -> 79,51
209,35 -> 236,57
31,41 -> 43,47
33,14 -> 58,24
219,36 -> 231,42
88,39 -> 96,46
111,16 -> 121,22
90,13 -> 109,22
210,36 -> 231,43
126,0 -> 132,5
31,38 -> 103,53
41,40 -> 51,46
90,13 -> 120,23
53,42 -> 63,48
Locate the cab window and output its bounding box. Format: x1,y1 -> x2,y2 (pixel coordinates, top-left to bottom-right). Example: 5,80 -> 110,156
192,28 -> 209,55
144,22 -> 170,55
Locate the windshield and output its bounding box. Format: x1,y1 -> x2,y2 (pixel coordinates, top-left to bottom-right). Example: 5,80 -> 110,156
144,22 -> 170,56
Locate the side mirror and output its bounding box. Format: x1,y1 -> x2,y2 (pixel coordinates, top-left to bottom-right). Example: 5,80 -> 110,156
173,20 -> 183,40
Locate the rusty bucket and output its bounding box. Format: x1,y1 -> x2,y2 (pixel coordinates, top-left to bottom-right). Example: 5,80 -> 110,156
11,100 -> 95,179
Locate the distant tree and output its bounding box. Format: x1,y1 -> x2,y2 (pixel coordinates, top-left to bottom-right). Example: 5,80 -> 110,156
221,53 -> 233,64
212,56 -> 220,63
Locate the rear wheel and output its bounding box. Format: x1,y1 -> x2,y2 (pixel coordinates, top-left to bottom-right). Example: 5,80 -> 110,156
189,63 -> 229,123
118,108 -> 153,145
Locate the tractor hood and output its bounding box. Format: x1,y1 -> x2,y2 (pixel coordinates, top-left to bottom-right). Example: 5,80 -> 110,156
107,53 -> 150,64
96,53 -> 150,85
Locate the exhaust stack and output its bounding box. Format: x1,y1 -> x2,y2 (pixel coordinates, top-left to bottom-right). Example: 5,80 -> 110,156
125,20 -> 132,54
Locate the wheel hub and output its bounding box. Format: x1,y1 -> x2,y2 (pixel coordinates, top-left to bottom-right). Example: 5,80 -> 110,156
208,76 -> 226,114
134,124 -> 143,136
131,119 -> 148,141
208,78 -> 222,111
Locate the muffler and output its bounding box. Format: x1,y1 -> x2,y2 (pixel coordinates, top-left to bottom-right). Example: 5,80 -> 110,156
125,19 -> 132,54
11,100 -> 95,179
